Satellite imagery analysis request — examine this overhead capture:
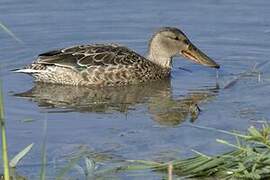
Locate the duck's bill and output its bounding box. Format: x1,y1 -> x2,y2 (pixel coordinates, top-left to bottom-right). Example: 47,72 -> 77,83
181,43 -> 220,69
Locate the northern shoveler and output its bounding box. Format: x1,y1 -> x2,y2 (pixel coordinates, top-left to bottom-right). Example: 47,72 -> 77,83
14,27 -> 220,86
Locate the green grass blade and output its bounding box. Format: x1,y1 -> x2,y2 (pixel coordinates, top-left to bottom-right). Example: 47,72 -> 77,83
0,79 -> 10,180
117,125 -> 270,179
0,21 -> 22,43
191,149 -> 211,159
216,139 -> 246,151
39,118 -> 47,180
0,53 -> 17,179
126,160 -> 162,166
9,143 -> 34,168
187,124 -> 250,139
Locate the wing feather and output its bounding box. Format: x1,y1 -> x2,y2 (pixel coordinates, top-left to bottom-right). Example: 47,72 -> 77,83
35,44 -> 144,70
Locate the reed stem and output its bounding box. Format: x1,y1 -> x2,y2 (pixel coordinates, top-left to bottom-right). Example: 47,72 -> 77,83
0,79 -> 10,180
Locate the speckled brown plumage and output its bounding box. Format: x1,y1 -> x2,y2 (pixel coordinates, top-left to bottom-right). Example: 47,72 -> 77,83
22,44 -> 170,86
15,27 -> 219,86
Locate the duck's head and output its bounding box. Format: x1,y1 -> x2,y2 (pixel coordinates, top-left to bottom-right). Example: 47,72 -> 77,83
148,27 -> 220,69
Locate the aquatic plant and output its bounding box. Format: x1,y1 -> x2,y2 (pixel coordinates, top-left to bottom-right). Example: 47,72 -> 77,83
115,125 -> 270,179
39,118 -> 47,180
0,22 -> 31,179
1,78 -> 33,180
9,143 -> 34,168
0,78 -> 10,180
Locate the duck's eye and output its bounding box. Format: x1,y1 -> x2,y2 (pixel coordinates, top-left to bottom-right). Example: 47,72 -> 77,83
174,37 -> 179,40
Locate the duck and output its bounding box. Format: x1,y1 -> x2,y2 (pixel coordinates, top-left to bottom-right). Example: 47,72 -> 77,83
14,27 -> 220,86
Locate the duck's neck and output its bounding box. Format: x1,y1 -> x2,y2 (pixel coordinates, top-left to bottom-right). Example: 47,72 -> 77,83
147,51 -> 172,68
146,37 -> 173,69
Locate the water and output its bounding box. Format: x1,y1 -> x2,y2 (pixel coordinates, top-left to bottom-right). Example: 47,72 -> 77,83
1,0 -> 270,179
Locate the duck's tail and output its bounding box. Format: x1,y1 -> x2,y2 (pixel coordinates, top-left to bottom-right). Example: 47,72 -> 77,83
12,68 -> 41,74
12,64 -> 47,74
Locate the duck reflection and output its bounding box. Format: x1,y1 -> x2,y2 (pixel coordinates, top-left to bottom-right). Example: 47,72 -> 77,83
14,79 -> 219,126
148,88 -> 218,126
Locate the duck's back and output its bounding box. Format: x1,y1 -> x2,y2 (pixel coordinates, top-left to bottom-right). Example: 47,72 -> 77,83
17,44 -> 170,86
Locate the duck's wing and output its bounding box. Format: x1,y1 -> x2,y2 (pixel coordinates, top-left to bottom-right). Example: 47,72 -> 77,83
36,44 -> 145,71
